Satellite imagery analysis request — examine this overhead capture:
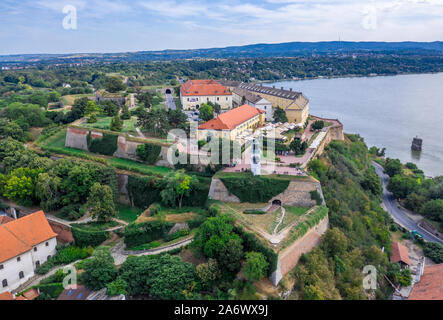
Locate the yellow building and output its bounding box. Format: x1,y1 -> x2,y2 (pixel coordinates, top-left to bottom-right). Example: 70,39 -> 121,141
238,83 -> 309,124
198,104 -> 265,141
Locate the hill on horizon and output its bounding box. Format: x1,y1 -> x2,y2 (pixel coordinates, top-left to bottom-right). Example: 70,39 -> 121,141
1,41 -> 443,64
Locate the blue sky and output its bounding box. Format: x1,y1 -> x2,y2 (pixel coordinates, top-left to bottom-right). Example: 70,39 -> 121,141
1,0 -> 443,54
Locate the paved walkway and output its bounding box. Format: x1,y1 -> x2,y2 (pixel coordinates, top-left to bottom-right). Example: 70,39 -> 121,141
165,93 -> 177,110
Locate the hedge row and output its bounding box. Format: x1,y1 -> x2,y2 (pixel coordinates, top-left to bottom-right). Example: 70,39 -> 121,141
220,173 -> 290,203
87,132 -> 119,156
35,283 -> 65,299
124,220 -> 174,248
71,226 -> 110,247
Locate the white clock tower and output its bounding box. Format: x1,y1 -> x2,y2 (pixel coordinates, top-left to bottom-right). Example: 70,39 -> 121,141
251,139 -> 261,176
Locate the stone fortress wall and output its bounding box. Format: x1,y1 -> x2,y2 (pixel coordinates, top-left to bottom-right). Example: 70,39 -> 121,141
65,126 -> 172,167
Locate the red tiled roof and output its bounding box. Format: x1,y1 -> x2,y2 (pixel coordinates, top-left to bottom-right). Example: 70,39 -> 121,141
198,104 -> 264,131
180,79 -> 231,96
390,242 -> 411,266
0,215 -> 14,224
0,211 -> 57,263
0,292 -> 14,300
409,263 -> 443,300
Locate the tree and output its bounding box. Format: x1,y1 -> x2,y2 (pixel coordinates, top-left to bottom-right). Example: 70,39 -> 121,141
121,104 -> 131,120
420,199 -> 443,222
244,252 -> 269,282
87,183 -> 116,222
199,103 -> 214,122
110,115 -> 123,132
136,91 -> 153,108
106,278 -> 128,296
119,254 -> 196,299
82,246 -> 118,291
136,143 -> 161,164
160,170 -> 198,208
387,174 -> 419,199
273,107 -> 288,123
384,158 -> 403,177
196,259 -> 221,287
0,120 -> 26,142
105,76 -> 126,93
361,170 -> 383,197
36,173 -> 62,212
194,215 -> 244,273
290,138 -> 308,156
311,120 -> 325,131
167,109 -> 187,129
136,108 -> 170,137
2,168 -> 41,206
102,100 -> 119,116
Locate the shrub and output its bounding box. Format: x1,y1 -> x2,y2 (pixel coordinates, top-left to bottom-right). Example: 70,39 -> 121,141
36,283 -> 64,299
124,221 -> 174,248
71,227 -> 110,247
423,242 -> 443,263
107,278 -> 128,296
58,204 -> 85,221
136,143 -> 162,165
243,209 -> 266,215
220,173 -> 289,203
87,132 -> 118,156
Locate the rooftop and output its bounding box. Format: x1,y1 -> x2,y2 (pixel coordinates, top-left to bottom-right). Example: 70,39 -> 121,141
239,83 -> 309,110
409,263 -> 443,300
180,79 -> 231,97
0,211 -> 57,263
198,104 -> 264,131
232,87 -> 264,104
390,241 -> 411,266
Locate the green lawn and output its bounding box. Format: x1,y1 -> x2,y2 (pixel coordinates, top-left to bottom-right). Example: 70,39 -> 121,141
81,116 -> 138,134
117,204 -> 143,223
108,158 -> 172,176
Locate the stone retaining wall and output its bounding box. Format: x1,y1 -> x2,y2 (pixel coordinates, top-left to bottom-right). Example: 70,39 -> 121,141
270,215 -> 329,285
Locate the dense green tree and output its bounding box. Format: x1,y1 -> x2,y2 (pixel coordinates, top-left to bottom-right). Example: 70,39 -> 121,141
87,183 -> 116,222
420,199 -> 443,222
387,174 -> 419,199
196,259 -> 221,288
121,104 -> 131,120
273,107 -> 288,123
160,170 -> 198,208
110,115 -> 123,132
82,246 -> 118,291
311,120 -> 325,131
384,158 -> 403,177
105,76 -> 126,93
119,254 -> 195,299
244,252 -> 269,282
199,103 -> 214,122
137,108 -> 170,137
290,138 -> 308,156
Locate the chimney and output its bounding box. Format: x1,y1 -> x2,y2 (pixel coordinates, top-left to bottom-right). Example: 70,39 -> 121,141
273,86 -> 275,88
289,88 -> 293,92
281,87 -> 284,90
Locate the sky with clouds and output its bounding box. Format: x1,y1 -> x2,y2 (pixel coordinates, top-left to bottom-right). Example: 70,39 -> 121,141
0,0 -> 442,54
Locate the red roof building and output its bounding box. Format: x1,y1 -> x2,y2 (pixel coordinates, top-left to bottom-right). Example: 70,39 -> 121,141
180,80 -> 231,97
198,104 -> 265,141
409,263 -> 443,300
180,80 -> 232,110
0,215 -> 14,225
390,242 -> 411,268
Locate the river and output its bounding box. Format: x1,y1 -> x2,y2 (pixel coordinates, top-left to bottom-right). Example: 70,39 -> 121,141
268,73 -> 443,177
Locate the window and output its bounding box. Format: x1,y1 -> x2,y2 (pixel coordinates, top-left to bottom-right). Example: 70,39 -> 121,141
0,265 -> 3,270
35,261 -> 40,267
45,242 -> 49,247
47,255 -> 51,261
17,257 -> 21,262
19,271 -> 24,279
2,279 -> 7,288
34,247 -> 37,252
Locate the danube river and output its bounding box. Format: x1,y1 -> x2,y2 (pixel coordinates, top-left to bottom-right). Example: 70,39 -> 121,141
268,73 -> 443,177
